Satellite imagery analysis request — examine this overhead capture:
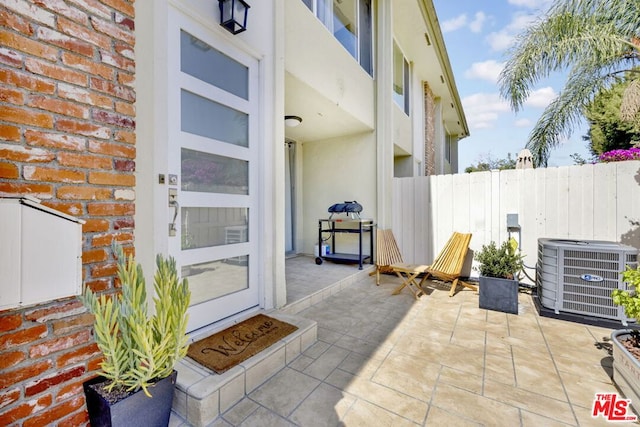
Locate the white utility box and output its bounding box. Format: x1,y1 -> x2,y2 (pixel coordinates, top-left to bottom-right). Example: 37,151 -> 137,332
0,196 -> 85,310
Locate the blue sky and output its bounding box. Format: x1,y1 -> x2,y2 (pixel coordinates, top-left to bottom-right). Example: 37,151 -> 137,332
432,0 -> 592,169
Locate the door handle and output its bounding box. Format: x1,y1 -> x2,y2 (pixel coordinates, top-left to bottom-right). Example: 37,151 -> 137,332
169,188 -> 178,237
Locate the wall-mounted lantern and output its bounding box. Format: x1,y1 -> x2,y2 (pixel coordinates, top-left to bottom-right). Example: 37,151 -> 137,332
219,0 -> 250,35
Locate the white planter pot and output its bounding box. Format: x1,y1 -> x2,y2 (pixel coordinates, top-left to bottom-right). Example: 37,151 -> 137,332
612,329 -> 640,413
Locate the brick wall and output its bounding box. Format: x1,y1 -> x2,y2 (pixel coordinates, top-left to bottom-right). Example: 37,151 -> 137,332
0,1 -> 135,425
423,82 -> 436,176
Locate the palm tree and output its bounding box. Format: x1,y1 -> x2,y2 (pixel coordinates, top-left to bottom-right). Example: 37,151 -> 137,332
499,0 -> 640,166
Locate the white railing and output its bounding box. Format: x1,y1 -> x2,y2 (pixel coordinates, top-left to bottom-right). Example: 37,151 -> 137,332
392,160 -> 640,283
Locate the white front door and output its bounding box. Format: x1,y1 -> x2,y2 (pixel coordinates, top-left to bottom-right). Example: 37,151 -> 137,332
168,11 -> 260,332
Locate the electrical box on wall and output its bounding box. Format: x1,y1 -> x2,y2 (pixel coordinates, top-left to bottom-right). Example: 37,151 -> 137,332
0,197 -> 85,310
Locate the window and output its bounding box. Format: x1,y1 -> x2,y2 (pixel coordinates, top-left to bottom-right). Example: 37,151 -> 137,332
303,0 -> 373,75
393,41 -> 410,115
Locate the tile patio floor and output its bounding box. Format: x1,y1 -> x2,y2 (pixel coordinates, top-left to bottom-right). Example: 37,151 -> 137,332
171,255 -> 639,426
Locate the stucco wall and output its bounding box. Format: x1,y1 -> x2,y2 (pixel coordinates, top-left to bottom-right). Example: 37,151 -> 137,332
301,132 -> 377,256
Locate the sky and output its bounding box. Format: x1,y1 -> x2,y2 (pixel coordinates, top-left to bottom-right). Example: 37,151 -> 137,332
432,0 -> 593,170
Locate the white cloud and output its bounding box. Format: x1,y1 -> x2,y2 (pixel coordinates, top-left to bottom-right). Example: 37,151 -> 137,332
486,30 -> 514,52
469,12 -> 487,33
462,92 -> 510,130
524,86 -> 557,108
441,14 -> 467,33
514,118 -> 532,127
464,60 -> 505,83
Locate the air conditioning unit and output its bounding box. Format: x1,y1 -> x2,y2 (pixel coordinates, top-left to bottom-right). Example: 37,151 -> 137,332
537,238 -> 638,324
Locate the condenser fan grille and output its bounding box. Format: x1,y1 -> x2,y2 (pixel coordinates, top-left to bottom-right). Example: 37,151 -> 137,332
537,238 -> 638,323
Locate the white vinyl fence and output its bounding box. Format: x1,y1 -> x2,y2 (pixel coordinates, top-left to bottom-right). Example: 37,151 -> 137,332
392,160 -> 640,284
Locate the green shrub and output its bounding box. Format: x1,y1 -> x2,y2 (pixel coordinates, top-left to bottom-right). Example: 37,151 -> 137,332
474,239 -> 524,279
81,245 -> 190,397
612,265 -> 640,321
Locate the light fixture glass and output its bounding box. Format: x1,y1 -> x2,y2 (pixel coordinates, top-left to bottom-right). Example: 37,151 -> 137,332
284,115 -> 302,127
218,0 -> 250,35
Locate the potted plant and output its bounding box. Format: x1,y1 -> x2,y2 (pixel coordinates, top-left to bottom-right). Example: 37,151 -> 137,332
81,244 -> 190,427
611,265 -> 640,412
474,238 -> 524,314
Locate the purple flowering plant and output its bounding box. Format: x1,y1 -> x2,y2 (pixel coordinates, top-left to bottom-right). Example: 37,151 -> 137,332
598,147 -> 640,163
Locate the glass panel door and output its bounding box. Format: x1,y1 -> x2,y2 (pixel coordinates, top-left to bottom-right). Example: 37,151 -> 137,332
169,11 -> 260,332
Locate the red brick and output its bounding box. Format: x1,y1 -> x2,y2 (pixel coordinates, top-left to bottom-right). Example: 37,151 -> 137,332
40,201 -> 84,216
87,355 -> 104,372
114,41 -> 134,60
84,280 -> 110,294
57,17 -> 111,50
0,47 -> 23,68
0,162 -> 19,179
56,119 -> 111,139
0,182 -> 53,198
90,16 -> 134,45
113,217 -> 134,230
25,366 -> 85,397
29,330 -> 91,359
117,71 -> 134,88
0,68 -> 56,94
92,232 -> 133,247
0,325 -> 48,351
88,171 -> 134,186
61,51 -> 113,79
114,130 -> 135,145
27,96 -> 88,120
82,248 -> 108,264
0,86 -> 25,104
87,203 -> 134,216
0,360 -> 52,389
58,82 -> 112,109
0,124 -> 20,141
90,77 -> 135,102
57,185 -> 111,200
81,218 -> 109,233
25,301 -> 85,324
25,57 -> 87,87
114,159 -> 134,172
115,100 -> 135,117
99,49 -> 134,72
56,378 -> 85,402
0,143 -> 54,163
25,130 -> 86,151
32,0 -> 89,26
58,152 -> 111,169
0,351 -> 26,370
22,395 -> 84,427
90,262 -> 118,278
109,0 -> 135,18
56,343 -> 100,368
52,313 -> 95,336
92,109 -> 135,129
0,10 -> 32,36
0,388 -> 20,410
60,409 -> 89,426
0,30 -> 57,61
0,394 -> 52,426
0,105 -> 53,128
0,314 -> 22,333
23,166 -> 86,184
88,140 -> 135,158
37,26 -> 94,57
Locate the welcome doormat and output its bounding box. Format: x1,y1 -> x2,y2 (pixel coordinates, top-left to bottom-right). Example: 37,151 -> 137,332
187,314 -> 298,374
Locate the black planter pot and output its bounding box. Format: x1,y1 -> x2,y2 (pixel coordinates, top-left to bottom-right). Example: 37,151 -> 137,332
479,276 -> 519,314
83,370 -> 177,427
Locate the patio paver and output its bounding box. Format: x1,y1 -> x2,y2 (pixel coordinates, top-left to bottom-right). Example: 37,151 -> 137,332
171,256 -> 640,426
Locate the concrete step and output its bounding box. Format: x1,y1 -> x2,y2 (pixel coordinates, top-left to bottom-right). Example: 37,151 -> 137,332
172,312 -> 317,427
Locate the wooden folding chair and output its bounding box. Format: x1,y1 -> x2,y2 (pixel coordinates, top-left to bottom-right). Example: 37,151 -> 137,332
391,232 -> 477,298
369,229 -> 404,285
